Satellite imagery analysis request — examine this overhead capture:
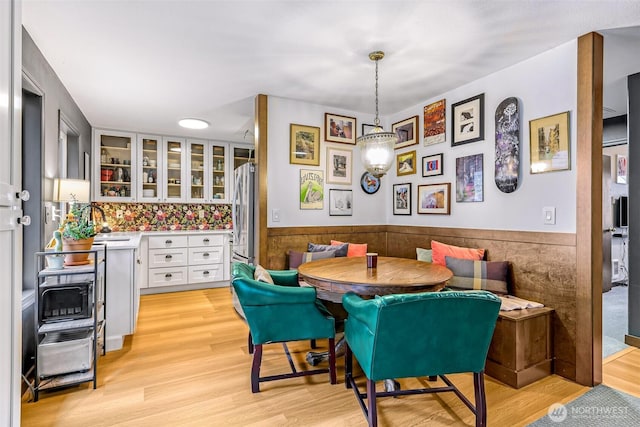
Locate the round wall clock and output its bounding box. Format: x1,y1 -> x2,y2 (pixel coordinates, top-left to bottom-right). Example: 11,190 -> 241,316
360,172 -> 380,194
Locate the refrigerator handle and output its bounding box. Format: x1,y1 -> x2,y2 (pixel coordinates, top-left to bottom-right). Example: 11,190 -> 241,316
232,170 -> 242,242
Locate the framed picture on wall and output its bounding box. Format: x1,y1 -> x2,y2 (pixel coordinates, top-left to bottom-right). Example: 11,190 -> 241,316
455,153 -> 484,202
290,123 -> 320,166
396,150 -> 417,176
451,93 -> 484,146
393,183 -> 411,215
326,147 -> 352,184
329,189 -> 353,216
325,113 -> 356,144
361,123 -> 376,137
300,169 -> 324,210
529,111 -> 570,173
423,99 -> 446,146
418,183 -> 451,214
617,154 -> 628,184
422,153 -> 444,177
392,116 -> 419,149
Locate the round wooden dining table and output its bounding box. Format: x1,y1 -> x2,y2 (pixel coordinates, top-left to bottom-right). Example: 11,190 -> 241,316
297,256 -> 453,303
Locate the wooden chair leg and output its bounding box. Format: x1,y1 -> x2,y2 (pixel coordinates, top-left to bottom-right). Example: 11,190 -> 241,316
344,343 -> 353,388
367,378 -> 377,427
473,371 -> 487,427
251,344 -> 263,393
328,337 -> 337,384
248,332 -> 254,354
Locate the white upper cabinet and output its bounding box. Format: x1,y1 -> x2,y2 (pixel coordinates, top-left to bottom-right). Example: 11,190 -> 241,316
137,135 -> 163,202
162,137 -> 187,202
94,130 -> 137,201
209,142 -> 227,202
187,139 -> 207,203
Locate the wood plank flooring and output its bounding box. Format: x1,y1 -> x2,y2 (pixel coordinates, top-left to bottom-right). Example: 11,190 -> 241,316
21,288 -> 636,427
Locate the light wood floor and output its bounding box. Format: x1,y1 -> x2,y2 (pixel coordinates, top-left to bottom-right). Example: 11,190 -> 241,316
21,288 -> 638,427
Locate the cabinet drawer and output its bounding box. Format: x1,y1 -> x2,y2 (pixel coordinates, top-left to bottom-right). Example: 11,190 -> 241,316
188,264 -> 224,283
148,248 -> 188,268
188,234 -> 224,247
188,246 -> 223,265
148,235 -> 189,249
148,267 -> 188,288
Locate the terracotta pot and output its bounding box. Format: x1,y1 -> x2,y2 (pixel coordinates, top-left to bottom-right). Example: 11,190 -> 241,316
62,237 -> 95,266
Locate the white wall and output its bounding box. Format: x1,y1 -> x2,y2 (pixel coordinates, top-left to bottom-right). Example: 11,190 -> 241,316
386,39 -> 578,232
267,39 -> 578,233
267,96 -> 385,227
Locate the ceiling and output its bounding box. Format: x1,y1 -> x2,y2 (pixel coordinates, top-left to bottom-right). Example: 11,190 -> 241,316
22,1 -> 640,143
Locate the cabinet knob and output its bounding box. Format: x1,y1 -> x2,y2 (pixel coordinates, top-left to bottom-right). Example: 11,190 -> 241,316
165,239 -> 172,244
165,254 -> 173,260
203,252 -> 210,257
203,271 -> 210,275
165,273 -> 172,278
203,238 -> 210,243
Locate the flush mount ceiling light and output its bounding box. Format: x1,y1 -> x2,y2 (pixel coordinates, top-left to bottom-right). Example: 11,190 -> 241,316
356,51 -> 398,179
178,118 -> 210,129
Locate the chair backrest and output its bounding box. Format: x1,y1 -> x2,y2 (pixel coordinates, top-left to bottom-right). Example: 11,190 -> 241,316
345,290 -> 500,381
232,262 -> 256,281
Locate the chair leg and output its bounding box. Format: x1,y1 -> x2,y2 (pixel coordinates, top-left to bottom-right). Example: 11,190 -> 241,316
328,338 -> 337,384
473,371 -> 487,427
367,378 -> 377,427
248,332 -> 254,355
310,339 -> 317,349
344,343 -> 353,388
251,344 -> 263,393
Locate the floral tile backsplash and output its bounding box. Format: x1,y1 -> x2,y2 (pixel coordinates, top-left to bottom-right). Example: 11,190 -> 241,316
95,203 -> 232,232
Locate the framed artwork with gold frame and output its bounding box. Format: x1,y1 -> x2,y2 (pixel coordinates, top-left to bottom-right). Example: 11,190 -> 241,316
290,123 -> 320,165
529,111 -> 570,174
396,150 -> 417,176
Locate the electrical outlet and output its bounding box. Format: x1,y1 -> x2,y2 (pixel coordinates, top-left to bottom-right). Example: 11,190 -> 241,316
199,210 -> 205,219
116,210 -> 124,219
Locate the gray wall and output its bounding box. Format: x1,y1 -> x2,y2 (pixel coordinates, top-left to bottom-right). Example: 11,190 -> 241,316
22,27 -> 92,240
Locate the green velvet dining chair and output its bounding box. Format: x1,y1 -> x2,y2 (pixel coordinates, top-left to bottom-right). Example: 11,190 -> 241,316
343,290 -> 501,427
231,263 -> 337,393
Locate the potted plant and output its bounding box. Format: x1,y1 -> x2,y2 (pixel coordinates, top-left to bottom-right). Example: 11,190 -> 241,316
59,199 -> 97,266
45,230 -> 65,270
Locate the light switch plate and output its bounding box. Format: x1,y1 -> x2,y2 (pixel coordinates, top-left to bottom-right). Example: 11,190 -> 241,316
543,206 -> 556,225
272,209 -> 281,222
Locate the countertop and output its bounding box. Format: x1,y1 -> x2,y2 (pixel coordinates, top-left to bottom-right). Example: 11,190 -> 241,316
93,229 -> 231,250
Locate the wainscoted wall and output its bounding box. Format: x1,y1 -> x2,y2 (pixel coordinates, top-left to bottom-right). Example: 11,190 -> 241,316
95,203 -> 232,231
265,225 -> 578,382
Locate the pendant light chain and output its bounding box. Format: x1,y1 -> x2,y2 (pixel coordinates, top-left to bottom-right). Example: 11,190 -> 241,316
374,58 -> 380,127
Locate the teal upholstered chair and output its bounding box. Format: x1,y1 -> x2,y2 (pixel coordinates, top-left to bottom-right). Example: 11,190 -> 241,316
343,290 -> 501,427
231,262 -> 337,392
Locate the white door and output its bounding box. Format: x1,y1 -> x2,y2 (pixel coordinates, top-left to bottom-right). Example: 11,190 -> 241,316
1,0 -> 22,425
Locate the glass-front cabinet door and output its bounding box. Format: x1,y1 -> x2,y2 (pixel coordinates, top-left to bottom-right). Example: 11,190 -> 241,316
137,135 -> 162,202
162,137 -> 186,202
187,140 -> 206,202
210,143 -> 226,202
93,129 -> 136,201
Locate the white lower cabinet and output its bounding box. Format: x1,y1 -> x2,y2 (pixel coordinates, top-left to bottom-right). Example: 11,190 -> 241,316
105,247 -> 140,352
143,232 -> 230,293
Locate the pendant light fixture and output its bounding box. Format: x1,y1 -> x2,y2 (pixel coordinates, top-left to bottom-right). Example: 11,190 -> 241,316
356,51 -> 398,178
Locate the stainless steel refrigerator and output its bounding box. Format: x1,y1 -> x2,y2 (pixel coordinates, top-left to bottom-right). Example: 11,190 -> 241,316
231,162 -> 257,266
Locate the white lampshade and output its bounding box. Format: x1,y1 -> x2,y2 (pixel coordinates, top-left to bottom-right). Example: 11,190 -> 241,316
357,127 -> 397,178
53,178 -> 91,202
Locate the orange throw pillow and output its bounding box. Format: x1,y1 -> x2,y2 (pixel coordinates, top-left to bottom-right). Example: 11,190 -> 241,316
331,240 -> 368,257
430,240 -> 485,266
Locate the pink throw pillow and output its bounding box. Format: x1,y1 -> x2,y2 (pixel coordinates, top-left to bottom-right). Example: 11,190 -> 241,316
430,240 -> 485,266
331,240 -> 368,257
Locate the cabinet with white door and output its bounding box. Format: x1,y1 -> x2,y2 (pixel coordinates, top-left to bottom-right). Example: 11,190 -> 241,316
137,134 -> 163,202
143,232 -> 230,293
186,140 -> 228,203
93,129 -> 137,201
162,137 -> 187,202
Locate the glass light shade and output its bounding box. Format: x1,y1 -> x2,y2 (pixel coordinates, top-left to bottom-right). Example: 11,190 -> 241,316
53,178 -> 91,202
178,118 -> 209,129
357,127 -> 398,178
